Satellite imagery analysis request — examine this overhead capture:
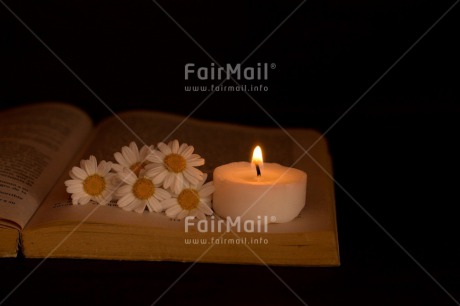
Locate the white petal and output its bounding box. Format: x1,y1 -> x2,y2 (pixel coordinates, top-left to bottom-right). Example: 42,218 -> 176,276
171,140 -> 180,153
118,193 -> 135,208
165,205 -> 182,218
187,158 -> 205,167
201,197 -> 212,206
144,162 -> 159,171
71,192 -> 84,199
115,184 -> 132,197
131,198 -> 143,209
199,182 -> 215,197
181,145 -> 194,158
114,152 -> 129,167
110,174 -> 122,187
71,192 -> 85,201
122,146 -> 136,165
194,177 -> 205,190
182,145 -> 194,158
71,167 -> 87,180
177,171 -> 187,185
82,160 -> 92,175
134,205 -> 146,214
139,145 -> 153,160
178,143 -> 188,155
198,202 -> 213,215
97,191 -> 113,205
196,211 -> 206,220
124,199 -> 141,211
152,170 -> 168,185
145,165 -> 166,176
161,198 -> 178,209
111,163 -> 124,173
66,184 -> 84,194
163,173 -> 175,189
147,197 -> 162,213
79,196 -> 91,205
119,169 -> 137,184
183,170 -> 199,186
157,142 -> 172,155
189,209 -> 198,218
97,198 -> 109,205
104,173 -> 117,188
172,173 -> 186,194
138,168 -> 148,177
134,206 -> 146,214
186,166 -> 203,178
176,209 -> 189,220
184,167 -> 203,185
97,161 -> 111,176
146,151 -> 165,163
129,142 -> 140,160
86,156 -> 97,175
65,179 -> 82,187
188,154 -> 202,161
154,188 -> 171,200
69,171 -> 78,180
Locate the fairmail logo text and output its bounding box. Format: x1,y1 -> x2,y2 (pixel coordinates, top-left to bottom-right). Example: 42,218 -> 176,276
184,63 -> 274,81
184,215 -> 271,233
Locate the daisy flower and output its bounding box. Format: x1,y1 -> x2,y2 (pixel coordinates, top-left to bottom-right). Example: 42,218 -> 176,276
145,140 -> 205,194
115,169 -> 171,213
64,156 -> 115,205
112,141 -> 153,176
161,174 -> 214,220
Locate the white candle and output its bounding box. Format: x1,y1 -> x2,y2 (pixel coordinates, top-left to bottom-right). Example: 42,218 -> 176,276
212,146 -> 307,223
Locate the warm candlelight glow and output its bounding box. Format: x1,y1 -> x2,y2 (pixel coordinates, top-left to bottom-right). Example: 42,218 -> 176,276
213,149 -> 308,223
252,146 -> 263,166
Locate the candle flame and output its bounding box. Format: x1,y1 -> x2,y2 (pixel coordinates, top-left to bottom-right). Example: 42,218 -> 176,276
252,146 -> 263,166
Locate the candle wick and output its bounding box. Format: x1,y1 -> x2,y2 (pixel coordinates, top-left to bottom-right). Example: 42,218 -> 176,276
256,164 -> 261,177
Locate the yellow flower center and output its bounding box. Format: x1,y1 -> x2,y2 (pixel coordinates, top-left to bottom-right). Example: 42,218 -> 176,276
177,189 -> 200,210
132,178 -> 155,200
83,175 -> 106,196
164,153 -> 186,173
129,162 -> 145,176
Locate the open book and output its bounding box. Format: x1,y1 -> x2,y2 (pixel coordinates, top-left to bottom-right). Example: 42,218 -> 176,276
0,102 -> 339,266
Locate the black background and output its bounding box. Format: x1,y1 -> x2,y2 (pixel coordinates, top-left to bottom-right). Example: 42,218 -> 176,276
1,1 -> 459,305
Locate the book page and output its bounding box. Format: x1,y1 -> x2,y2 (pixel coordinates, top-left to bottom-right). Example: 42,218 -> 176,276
27,111 -> 334,234
0,103 -> 93,229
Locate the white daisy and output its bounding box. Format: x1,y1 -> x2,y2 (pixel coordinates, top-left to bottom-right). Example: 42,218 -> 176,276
161,174 -> 214,220
145,139 -> 205,194
115,169 -> 171,213
112,141 -> 153,176
64,156 -> 115,205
